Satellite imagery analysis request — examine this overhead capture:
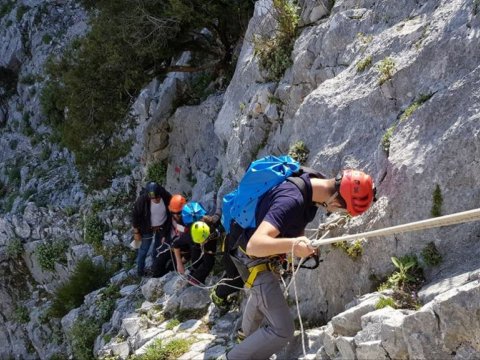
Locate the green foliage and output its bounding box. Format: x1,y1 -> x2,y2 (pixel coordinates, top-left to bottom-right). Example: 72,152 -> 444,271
165,318 -> 180,330
381,124 -> 396,154
0,181 -> 7,198
0,66 -> 18,100
399,94 -> 432,122
20,73 -> 37,85
49,353 -> 69,360
288,140 -> 309,165
68,316 -> 101,360
186,170 -> 197,187
132,338 -> 192,360
6,237 -> 23,259
332,239 -> 364,260
42,0 -> 253,189
14,305 -> 30,323
253,0 -> 299,81
182,72 -> 216,105
375,297 -> 396,310
379,255 -> 423,291
50,258 -> 113,318
96,284 -> 120,323
7,165 -> 21,186
9,139 -> 18,150
214,172 -> 223,190
35,240 -> 68,271
175,307 -> 208,322
0,1 -> 15,18
421,241 -> 442,266
377,57 -> 396,85
16,4 -> 29,22
40,147 -> 52,161
84,214 -> 105,249
42,34 -> 53,44
389,255 -> 417,288
356,55 -> 372,72
146,161 -> 167,185
356,32 -> 373,45
377,255 -> 424,309
431,184 -> 443,217
4,191 -> 18,213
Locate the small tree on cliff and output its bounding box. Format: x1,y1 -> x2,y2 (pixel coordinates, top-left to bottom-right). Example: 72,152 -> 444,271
42,0 -> 253,189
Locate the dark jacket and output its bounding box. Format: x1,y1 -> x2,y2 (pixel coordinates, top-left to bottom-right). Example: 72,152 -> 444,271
131,187 -> 172,235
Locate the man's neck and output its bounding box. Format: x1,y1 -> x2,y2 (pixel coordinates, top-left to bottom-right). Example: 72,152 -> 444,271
311,178 -> 335,204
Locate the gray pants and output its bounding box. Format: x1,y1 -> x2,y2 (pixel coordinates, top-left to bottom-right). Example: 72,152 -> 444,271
227,271 -> 294,360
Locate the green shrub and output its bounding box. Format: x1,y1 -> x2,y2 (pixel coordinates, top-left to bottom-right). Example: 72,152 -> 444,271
356,55 -> 372,72
9,139 -> 18,150
377,255 -> 424,309
0,1 -> 15,18
40,147 -> 52,161
132,338 -> 192,360
7,165 -> 21,186
431,184 -> 443,217
377,57 -> 396,85
42,33 -> 53,44
421,242 -> 442,266
14,305 -> 30,323
96,283 -> 121,323
6,238 -> 23,259
381,124 -> 396,154
379,255 -> 423,291
288,140 -> 309,165
0,181 -> 7,198
49,353 -> 69,360
165,318 -> 180,330
84,214 -> 105,249
4,191 -> 18,213
16,4 -> 29,22
332,239 -> 364,260
375,297 -> 396,310
68,316 -> 101,360
20,73 -> 36,85
182,72 -> 216,105
35,240 -> 68,271
399,94 -> 432,122
50,258 -> 113,318
146,161 -> 167,185
356,32 -> 373,45
63,205 -> 79,217
253,0 -> 299,81
0,66 -> 18,99
41,0 -> 253,190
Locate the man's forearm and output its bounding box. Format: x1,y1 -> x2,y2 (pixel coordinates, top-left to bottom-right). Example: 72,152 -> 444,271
246,235 -> 296,257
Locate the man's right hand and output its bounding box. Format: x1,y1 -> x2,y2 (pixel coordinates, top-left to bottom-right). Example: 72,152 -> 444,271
292,236 -> 316,258
177,262 -> 185,274
134,233 -> 142,242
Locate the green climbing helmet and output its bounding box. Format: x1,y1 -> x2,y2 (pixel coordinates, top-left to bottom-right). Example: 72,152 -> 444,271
191,221 -> 210,244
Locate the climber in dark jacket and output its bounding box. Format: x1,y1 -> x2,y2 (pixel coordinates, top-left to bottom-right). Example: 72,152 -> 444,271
131,181 -> 172,277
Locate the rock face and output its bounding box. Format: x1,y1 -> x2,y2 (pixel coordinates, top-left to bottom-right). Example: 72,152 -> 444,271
0,0 -> 479,359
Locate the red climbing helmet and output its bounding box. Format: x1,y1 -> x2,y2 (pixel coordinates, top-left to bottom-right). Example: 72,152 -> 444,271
338,169 -> 375,216
169,194 -> 187,213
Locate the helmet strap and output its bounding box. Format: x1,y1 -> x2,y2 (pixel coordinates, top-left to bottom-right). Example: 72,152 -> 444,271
319,191 -> 338,209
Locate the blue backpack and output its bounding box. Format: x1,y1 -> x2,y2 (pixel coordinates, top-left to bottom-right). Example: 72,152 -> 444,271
221,155 -> 325,233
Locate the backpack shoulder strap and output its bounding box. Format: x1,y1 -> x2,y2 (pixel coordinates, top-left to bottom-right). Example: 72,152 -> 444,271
286,176 -> 311,209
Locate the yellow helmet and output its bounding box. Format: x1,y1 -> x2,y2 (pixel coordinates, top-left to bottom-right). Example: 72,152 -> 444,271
191,221 -> 210,244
